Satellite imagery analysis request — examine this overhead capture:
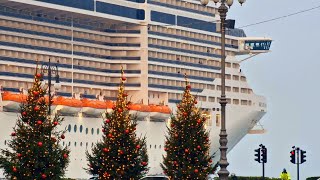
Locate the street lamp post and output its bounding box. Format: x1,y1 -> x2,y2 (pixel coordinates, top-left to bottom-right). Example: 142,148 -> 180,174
200,0 -> 246,179
40,58 -> 61,115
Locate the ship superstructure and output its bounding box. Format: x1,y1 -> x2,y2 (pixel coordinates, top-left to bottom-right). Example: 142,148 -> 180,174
0,0 -> 271,178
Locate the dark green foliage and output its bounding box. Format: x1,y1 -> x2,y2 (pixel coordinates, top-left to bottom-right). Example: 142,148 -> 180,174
161,81 -> 214,179
86,71 -> 148,179
0,70 -> 70,179
214,177 -> 281,180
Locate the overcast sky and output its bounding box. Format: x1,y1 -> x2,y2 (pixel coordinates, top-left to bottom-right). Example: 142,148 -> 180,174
222,0 -> 320,179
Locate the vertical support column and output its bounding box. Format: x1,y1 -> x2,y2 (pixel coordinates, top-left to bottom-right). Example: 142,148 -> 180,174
217,1 -> 230,180
71,19 -> 74,96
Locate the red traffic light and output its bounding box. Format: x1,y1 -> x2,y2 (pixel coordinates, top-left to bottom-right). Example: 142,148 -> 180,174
291,151 -> 295,155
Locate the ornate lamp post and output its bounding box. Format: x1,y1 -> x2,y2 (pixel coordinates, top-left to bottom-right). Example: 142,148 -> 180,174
200,0 -> 246,179
40,58 -> 61,115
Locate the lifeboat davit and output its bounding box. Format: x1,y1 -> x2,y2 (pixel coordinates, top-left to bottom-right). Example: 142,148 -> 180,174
1,92 -> 27,112
82,99 -> 107,117
56,97 -> 82,115
149,105 -> 171,121
129,104 -> 151,120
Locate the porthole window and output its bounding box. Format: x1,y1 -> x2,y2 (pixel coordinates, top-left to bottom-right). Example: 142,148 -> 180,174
63,142 -> 65,146
86,128 -> 88,134
91,142 -> 94,147
74,142 -> 77,147
159,145 -> 161,149
74,125 -> 77,133
68,124 -> 71,132
97,128 -> 100,135
86,142 -> 88,147
68,142 -> 71,146
4,140 -> 6,145
91,128 -> 94,135
155,145 -> 157,149
80,142 -> 83,147
80,125 -> 83,133
150,145 -> 151,148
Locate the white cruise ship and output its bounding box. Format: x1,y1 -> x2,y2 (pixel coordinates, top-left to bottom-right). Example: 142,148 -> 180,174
0,0 -> 271,178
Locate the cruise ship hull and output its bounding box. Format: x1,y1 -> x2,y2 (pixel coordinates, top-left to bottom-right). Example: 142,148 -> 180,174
0,105 -> 265,178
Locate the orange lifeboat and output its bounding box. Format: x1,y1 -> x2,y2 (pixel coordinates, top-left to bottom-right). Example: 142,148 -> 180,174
56,97 -> 82,115
1,92 -> 27,111
82,99 -> 107,117
129,104 -> 150,120
149,105 -> 170,121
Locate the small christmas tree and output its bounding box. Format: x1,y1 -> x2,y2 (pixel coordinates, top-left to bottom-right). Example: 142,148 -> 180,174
161,76 -> 214,179
86,67 -> 148,179
0,67 -> 70,179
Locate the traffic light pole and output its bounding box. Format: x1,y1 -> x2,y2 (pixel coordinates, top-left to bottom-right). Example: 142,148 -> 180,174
297,149 -> 300,180
262,162 -> 265,180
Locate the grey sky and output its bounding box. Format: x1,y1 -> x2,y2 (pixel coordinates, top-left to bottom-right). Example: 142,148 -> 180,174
222,0 -> 320,179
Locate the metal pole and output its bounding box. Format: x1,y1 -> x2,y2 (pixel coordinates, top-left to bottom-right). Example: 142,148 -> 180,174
262,162 -> 265,180
297,149 -> 300,180
217,1 -> 229,179
48,58 -> 52,115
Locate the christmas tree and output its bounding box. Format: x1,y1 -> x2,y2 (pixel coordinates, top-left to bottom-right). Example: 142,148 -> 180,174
0,67 -> 70,179
86,67 -> 148,179
161,76 -> 214,179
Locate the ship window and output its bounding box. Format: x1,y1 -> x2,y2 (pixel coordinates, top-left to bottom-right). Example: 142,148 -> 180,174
159,145 -> 161,149
91,128 -> 94,135
150,145 -> 151,148
154,145 -> 156,149
80,125 -> 83,133
4,140 -> 6,145
68,124 -> 71,132
97,128 -> 100,135
80,142 -> 83,147
86,128 -> 88,134
74,142 -> 77,147
74,125 -> 77,133
92,142 -> 94,147
86,142 -> 88,147
62,142 -> 65,146
68,142 -> 71,146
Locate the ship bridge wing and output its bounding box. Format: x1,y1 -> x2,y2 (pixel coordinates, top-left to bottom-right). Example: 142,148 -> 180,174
237,37 -> 272,55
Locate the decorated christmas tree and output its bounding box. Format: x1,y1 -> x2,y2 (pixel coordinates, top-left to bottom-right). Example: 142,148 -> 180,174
161,76 -> 214,179
86,67 -> 148,179
0,67 -> 70,179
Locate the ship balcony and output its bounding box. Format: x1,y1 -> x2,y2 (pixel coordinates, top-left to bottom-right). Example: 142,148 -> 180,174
237,37 -> 272,55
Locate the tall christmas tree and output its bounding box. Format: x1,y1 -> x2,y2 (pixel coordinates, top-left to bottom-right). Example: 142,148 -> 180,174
161,76 -> 214,179
0,67 -> 70,179
86,67 -> 148,179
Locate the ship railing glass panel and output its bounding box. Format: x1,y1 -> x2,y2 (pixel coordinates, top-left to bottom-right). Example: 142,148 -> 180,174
238,38 -> 272,54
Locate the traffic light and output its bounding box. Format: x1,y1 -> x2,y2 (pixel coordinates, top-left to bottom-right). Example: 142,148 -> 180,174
300,150 -> 306,164
261,147 -> 267,163
254,148 -> 261,163
290,150 -> 296,164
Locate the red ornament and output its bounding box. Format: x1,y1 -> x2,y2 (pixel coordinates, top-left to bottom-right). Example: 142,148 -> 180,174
22,111 -> 27,116
118,108 -> 122,113
170,123 -> 174,128
103,148 -> 109,153
174,134 -> 178,138
63,153 -> 68,159
38,142 -> 43,147
34,106 -> 40,111
164,148 -> 168,151
41,174 -> 47,179
197,119 -> 201,124
37,120 -> 42,125
12,167 -> 17,172
105,119 -> 110,123
186,85 -> 191,89
194,169 -> 199,173
194,100 -> 198,104
61,134 -> 65,139
177,105 -> 181,109
102,128 -> 106,133
123,93 -> 128,97
183,112 -> 187,117
103,172 -> 109,177
108,133 -> 112,138
17,153 -> 22,158
33,91 -> 39,96
209,159 -> 213,163
141,162 -> 147,166
36,73 -> 42,78
53,121 -> 58,126
174,161 -> 177,165
121,77 -> 126,81
185,149 -> 189,153
133,127 -> 136,130
125,129 -> 129,134
206,138 -> 209,142
197,145 -> 201,149
136,145 -> 141,149
119,150 -> 124,155
51,137 -> 56,142
11,132 -> 16,136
